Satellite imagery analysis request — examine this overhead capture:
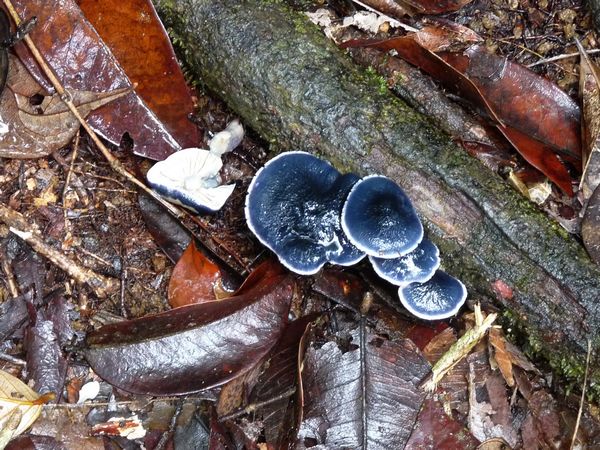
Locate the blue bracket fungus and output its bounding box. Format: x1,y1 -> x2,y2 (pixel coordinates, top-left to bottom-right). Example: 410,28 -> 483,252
341,175 -> 423,258
244,152 -> 364,275
398,271 -> 467,321
244,151 -> 467,321
370,238 -> 440,286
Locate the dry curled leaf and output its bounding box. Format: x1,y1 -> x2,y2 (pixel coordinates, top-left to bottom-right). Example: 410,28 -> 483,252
0,55 -> 129,159
0,369 -> 55,444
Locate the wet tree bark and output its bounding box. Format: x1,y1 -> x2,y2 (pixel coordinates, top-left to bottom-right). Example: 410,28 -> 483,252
155,0 -> 600,380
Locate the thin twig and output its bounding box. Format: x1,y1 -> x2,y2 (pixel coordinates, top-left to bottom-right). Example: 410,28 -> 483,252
219,387 -> 297,421
350,0 -> 418,32
2,0 -> 185,220
61,130 -> 79,240
0,203 -> 119,298
528,48 -> 600,68
570,339 -> 592,450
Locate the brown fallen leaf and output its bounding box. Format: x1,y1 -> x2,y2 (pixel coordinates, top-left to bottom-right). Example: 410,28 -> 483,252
0,55 -> 129,159
78,0 -> 199,149
12,0 -> 182,160
577,39 -> 600,205
488,327 -> 538,388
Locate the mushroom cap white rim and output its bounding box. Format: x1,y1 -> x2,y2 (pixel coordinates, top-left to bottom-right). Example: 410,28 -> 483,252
147,148 -> 235,213
341,175 -> 424,258
244,151 -> 363,275
369,238 -> 440,286
398,271 -> 467,321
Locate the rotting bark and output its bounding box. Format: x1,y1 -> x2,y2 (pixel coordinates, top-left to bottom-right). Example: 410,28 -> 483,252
155,0 -> 600,385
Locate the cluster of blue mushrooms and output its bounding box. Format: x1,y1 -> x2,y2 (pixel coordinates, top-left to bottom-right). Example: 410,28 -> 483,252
245,152 -> 467,321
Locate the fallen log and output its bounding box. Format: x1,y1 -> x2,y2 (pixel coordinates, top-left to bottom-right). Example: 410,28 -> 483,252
155,0 -> 600,385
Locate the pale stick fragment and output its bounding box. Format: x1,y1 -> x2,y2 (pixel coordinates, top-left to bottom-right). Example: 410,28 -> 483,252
422,303 -> 497,392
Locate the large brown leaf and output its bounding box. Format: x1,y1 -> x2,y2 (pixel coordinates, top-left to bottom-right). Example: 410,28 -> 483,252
78,0 -> 199,150
11,0 -> 181,160
296,327 -> 430,449
85,263 -> 294,395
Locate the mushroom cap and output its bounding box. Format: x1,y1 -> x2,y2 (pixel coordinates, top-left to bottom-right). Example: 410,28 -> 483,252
327,173 -> 366,266
147,148 -> 235,214
341,175 -> 423,258
370,238 -> 440,285
245,151 -> 363,274
398,270 -> 467,320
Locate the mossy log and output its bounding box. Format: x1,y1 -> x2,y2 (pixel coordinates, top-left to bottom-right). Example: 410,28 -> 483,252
155,0 -> 600,384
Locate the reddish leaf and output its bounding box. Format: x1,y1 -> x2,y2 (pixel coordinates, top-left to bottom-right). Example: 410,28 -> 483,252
78,0 -> 198,150
296,327 -> 430,448
85,265 -> 294,395
498,124 -> 573,195
11,0 -> 181,160
168,241 -> 222,308
440,45 -> 581,161
342,28 -> 580,195
406,0 -> 473,14
406,398 -> 479,449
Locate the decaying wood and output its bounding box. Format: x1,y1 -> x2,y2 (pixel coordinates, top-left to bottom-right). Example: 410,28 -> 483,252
0,203 -> 119,298
155,0 -> 600,380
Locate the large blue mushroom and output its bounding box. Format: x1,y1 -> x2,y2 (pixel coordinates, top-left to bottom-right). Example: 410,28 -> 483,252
245,152 -> 364,274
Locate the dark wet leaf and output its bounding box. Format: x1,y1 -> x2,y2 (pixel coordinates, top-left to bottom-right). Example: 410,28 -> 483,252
168,241 -> 222,308
78,0 -> 199,151
5,435 -> 67,450
138,193 -> 191,264
0,55 -> 129,159
25,316 -> 67,400
296,327 -> 430,449
0,292 -> 29,340
406,398 -> 479,448
12,0 -> 181,160
248,315 -> 318,449
174,413 -> 210,450
85,263 -> 294,395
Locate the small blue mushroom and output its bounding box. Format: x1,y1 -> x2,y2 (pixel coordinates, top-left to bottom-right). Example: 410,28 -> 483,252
341,175 -> 423,258
370,238 -> 440,285
245,151 -> 364,275
398,270 -> 467,320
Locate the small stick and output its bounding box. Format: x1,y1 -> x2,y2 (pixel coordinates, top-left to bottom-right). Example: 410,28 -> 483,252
219,386 -> 297,421
0,203 -> 119,298
570,339 -> 592,449
61,130 -> 80,241
0,247 -> 19,298
528,48 -> 600,68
